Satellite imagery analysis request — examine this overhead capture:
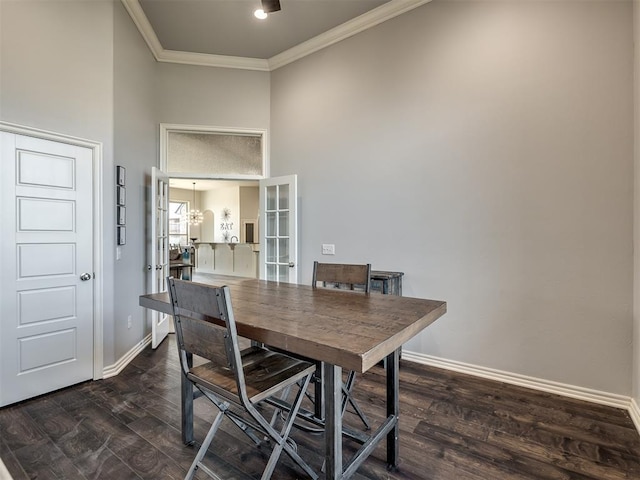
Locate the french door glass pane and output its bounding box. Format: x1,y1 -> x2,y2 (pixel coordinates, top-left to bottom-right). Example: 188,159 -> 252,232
267,264 -> 277,281
267,238 -> 276,262
169,201 -> 188,246
278,184 -> 289,210
266,212 -> 277,236
278,238 -> 289,262
278,211 -> 289,236
267,185 -> 277,210
278,265 -> 289,282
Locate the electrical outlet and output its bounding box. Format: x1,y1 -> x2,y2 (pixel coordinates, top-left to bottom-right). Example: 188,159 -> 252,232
116,247 -> 122,260
127,315 -> 132,329
322,244 -> 335,255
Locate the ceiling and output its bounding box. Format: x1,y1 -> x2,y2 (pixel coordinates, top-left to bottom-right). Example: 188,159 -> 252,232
122,0 -> 430,70
139,0 -> 388,59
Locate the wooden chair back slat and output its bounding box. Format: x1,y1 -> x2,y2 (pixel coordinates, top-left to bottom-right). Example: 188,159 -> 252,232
312,261 -> 372,292
179,317 -> 229,367
167,278 -> 237,374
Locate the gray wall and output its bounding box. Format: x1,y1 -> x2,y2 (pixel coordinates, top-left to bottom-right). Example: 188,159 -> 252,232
0,0 -> 117,363
114,13 -> 270,361
271,0 -> 634,395
113,0 -> 158,361
634,0 -> 640,409
157,63 -> 270,129
0,0 -> 270,367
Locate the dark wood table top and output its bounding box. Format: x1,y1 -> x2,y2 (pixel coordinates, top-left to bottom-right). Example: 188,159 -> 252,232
140,275 -> 446,373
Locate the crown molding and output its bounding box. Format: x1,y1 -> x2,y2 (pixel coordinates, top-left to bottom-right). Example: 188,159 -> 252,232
157,49 -> 270,71
122,0 -> 431,72
121,0 -> 164,61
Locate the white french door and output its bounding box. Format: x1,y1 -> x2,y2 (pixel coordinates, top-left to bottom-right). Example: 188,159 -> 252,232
259,175 -> 298,283
149,167 -> 171,348
0,132 -> 94,406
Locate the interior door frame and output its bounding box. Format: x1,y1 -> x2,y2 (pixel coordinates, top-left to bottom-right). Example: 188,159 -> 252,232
158,123 -> 270,281
0,121 -> 104,380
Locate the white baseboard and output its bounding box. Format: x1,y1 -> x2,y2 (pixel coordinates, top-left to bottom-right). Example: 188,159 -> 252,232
102,334 -> 152,379
630,398 -> 640,433
401,350 -> 632,411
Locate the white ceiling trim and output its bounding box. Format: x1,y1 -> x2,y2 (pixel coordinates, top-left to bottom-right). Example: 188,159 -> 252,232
121,0 -> 431,72
121,0 -> 164,60
159,50 -> 269,71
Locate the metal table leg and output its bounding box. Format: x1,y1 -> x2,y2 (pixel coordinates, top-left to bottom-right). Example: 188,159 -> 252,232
182,352 -> 194,445
386,348 -> 400,469
325,363 -> 343,479
314,361 -> 324,420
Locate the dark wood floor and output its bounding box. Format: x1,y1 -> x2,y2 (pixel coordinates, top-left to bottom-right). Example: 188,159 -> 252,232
1,335 -> 639,480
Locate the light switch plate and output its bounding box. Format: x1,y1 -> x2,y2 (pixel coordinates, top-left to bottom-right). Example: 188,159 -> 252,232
322,244 -> 335,255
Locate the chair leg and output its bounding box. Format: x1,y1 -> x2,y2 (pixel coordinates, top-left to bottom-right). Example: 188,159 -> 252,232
342,371 -> 371,430
226,412 -> 264,446
202,389 -> 264,446
185,409 -> 225,480
248,374 -> 318,480
269,384 -> 293,429
273,374 -> 318,480
194,378 -> 318,479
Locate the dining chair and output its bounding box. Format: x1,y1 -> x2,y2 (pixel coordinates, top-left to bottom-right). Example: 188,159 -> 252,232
312,261 -> 372,430
166,277 -> 318,480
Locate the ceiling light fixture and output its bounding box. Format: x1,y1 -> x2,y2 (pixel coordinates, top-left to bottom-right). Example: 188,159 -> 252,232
254,0 -> 280,19
188,182 -> 203,226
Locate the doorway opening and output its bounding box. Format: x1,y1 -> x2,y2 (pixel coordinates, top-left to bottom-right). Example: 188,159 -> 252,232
168,178 -> 260,278
160,124 -> 267,279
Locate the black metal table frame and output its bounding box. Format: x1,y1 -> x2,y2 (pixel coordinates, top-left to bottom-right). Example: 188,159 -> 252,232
180,348 -> 401,479
138,282 -> 452,480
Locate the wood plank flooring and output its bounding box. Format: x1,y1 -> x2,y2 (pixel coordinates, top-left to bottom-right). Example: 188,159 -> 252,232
1,335 -> 639,479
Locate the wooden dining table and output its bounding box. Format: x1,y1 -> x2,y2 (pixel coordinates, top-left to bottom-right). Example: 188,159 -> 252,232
139,275 -> 446,480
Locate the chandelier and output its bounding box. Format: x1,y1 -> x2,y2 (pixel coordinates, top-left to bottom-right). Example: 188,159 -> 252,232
188,182 -> 203,225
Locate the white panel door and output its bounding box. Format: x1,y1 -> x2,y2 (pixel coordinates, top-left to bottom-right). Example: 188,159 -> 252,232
0,132 -> 94,407
149,167 -> 170,348
259,175 -> 298,283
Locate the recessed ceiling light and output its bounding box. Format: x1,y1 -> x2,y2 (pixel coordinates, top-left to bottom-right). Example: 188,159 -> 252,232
254,9 -> 268,20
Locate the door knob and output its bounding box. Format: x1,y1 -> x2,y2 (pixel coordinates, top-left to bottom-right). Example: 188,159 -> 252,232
80,273 -> 92,281
288,262 -> 295,268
